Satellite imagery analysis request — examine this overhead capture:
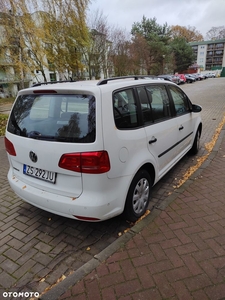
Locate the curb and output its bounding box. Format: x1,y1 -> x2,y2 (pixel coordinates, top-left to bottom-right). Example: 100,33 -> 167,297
40,126 -> 225,300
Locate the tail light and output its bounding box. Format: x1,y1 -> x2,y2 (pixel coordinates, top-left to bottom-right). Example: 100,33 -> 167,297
58,151 -> 110,174
5,137 -> 16,156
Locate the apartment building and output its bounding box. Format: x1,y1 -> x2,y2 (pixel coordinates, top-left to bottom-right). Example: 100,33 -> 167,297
189,39 -> 225,76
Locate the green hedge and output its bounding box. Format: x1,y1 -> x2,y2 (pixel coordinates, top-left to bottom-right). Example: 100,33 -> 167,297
0,114 -> 8,136
221,67 -> 225,77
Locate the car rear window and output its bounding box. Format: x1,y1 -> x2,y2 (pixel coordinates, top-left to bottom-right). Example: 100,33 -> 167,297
7,94 -> 96,143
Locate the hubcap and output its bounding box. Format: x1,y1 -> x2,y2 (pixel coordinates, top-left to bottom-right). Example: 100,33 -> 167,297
132,178 -> 149,214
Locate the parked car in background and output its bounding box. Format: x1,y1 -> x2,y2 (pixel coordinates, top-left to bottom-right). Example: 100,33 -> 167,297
5,76 -> 202,222
157,74 -> 173,82
157,75 -> 180,85
172,75 -> 181,85
205,72 -> 216,78
185,74 -> 196,83
199,73 -> 208,79
192,73 -> 206,80
189,74 -> 199,81
177,74 -> 186,84
143,75 -> 163,80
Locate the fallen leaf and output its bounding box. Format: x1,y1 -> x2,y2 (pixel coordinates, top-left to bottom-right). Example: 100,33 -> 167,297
133,210 -> 151,225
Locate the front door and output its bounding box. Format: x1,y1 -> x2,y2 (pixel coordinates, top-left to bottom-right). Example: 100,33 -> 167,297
137,85 -> 179,180
167,85 -> 195,158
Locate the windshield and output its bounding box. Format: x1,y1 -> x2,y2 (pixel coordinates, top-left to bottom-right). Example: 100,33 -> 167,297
7,94 -> 96,143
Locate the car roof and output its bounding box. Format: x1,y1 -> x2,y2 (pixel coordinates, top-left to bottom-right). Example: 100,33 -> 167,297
18,76 -> 177,95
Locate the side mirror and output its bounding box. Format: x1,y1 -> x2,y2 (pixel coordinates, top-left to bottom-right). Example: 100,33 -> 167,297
192,104 -> 202,113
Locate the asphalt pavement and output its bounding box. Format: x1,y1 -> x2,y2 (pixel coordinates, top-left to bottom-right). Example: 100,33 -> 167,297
0,78 -> 225,300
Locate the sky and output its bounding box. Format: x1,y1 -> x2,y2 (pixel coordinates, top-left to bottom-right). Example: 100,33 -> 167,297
88,0 -> 225,39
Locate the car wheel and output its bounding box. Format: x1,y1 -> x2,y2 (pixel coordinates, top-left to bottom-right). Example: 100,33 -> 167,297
123,169 -> 152,222
190,128 -> 201,155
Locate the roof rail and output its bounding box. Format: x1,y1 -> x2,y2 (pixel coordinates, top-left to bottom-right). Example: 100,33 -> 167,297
32,80 -> 75,87
97,75 -> 155,85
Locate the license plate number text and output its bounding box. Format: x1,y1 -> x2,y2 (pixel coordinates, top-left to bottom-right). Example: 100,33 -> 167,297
23,165 -> 56,183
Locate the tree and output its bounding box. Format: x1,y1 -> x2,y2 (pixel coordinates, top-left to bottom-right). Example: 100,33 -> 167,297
37,0 -> 90,80
206,26 -> 225,40
85,10 -> 111,79
109,27 -> 131,76
131,16 -> 171,44
0,0 -> 91,86
131,16 -> 171,75
170,25 -> 203,42
129,34 -> 149,74
0,1 -> 34,89
20,11 -> 50,83
169,37 -> 195,73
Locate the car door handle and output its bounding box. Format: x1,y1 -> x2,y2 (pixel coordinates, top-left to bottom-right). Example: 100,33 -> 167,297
149,137 -> 157,144
179,125 -> 184,131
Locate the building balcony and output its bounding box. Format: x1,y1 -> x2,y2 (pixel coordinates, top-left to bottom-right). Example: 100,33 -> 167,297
0,76 -> 31,84
207,43 -> 224,51
0,77 -> 20,84
206,58 -> 222,64
0,59 -> 14,66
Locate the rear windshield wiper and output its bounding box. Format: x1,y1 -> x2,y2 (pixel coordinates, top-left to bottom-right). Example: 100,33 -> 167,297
28,131 -> 56,140
27,131 -> 75,142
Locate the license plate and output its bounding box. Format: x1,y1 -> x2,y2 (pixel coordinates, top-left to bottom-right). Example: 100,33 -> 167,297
23,165 -> 56,184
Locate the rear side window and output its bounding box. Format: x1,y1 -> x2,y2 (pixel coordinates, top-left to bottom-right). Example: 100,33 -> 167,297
168,86 -> 191,116
113,88 -> 138,129
7,94 -> 96,143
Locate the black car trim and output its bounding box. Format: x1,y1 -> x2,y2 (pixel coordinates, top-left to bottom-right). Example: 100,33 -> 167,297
158,132 -> 193,158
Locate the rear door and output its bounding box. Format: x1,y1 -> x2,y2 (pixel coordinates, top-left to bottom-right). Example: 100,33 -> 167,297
137,84 -> 179,179
6,92 -> 99,198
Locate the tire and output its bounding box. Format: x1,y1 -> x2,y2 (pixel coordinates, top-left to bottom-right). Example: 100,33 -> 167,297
123,169 -> 152,222
190,128 -> 200,155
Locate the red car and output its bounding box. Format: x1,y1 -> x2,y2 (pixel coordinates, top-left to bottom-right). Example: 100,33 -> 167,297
176,74 -> 186,84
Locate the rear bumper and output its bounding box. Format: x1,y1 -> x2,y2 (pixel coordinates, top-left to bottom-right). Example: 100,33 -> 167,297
7,169 -> 129,222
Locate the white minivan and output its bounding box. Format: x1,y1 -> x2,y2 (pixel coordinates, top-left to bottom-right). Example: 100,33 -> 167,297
5,76 -> 202,222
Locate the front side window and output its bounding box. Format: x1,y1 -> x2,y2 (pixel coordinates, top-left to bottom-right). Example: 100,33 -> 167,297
7,94 -> 96,143
136,85 -> 172,125
113,88 -> 138,129
140,85 -> 171,123
168,86 -> 191,116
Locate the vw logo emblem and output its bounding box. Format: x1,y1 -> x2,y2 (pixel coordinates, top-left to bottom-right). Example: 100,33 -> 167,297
29,151 -> 38,163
